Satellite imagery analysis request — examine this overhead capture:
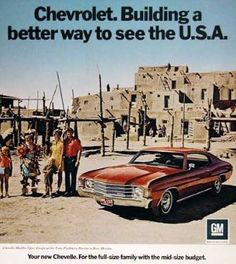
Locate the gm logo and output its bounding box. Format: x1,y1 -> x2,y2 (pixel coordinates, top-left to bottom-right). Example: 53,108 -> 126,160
206,219 -> 229,242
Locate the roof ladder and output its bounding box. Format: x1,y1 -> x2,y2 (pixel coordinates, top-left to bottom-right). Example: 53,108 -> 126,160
180,70 -> 191,84
160,76 -> 171,90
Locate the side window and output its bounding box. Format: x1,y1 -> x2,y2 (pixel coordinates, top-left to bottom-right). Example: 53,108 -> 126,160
187,153 -> 210,170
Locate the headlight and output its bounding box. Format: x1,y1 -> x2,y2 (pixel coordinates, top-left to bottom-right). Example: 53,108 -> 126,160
85,179 -> 94,189
133,187 -> 144,199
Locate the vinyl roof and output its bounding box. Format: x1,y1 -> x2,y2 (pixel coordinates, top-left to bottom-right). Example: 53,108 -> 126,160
142,146 -> 207,153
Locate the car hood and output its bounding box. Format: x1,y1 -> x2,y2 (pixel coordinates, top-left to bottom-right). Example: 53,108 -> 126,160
82,164 -> 183,186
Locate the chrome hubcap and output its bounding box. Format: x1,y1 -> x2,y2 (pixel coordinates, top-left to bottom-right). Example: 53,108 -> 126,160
215,179 -> 222,193
161,192 -> 172,213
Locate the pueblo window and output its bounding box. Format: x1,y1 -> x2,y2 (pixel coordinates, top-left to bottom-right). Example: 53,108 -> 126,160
164,95 -> 170,108
181,120 -> 189,135
228,89 -> 233,100
131,94 -> 137,102
201,89 -> 207,100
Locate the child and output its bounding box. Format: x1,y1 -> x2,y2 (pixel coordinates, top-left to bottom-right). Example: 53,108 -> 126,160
17,134 -> 41,196
42,157 -> 57,198
0,146 -> 12,198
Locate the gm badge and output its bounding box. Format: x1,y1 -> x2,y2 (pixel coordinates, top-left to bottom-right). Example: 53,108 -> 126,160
206,219 -> 229,243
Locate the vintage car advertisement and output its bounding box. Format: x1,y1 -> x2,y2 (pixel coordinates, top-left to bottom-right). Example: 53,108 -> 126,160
0,0 -> 236,263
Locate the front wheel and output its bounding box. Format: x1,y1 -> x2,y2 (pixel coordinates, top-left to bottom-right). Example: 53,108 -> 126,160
212,177 -> 222,194
152,190 -> 175,217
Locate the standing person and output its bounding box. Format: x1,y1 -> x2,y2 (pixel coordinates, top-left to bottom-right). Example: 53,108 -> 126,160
42,157 -> 57,198
63,127 -> 82,196
17,134 -> 41,196
158,125 -> 163,137
0,146 -> 12,198
50,129 -> 64,195
162,124 -> 166,137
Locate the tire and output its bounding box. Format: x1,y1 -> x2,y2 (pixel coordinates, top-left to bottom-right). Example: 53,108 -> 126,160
152,190 -> 175,217
212,177 -> 222,194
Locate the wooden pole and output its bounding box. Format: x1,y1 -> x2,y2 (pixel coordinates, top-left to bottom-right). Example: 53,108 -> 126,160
13,117 -> 17,146
74,121 -> 78,139
143,104 -> 147,146
170,115 -> 174,148
16,116 -> 21,146
27,97 -> 30,116
56,72 -> 65,112
17,101 -> 21,145
206,99 -> 212,151
99,74 -> 105,156
112,121 -> 116,152
65,107 -> 70,131
43,93 -> 46,116
126,101 -> 132,149
105,109 -> 116,152
36,91 -> 39,112
72,89 -> 75,114
72,89 -> 75,104
167,110 -> 175,148
182,93 -> 186,148
48,85 -> 58,113
35,119 -> 38,144
42,120 -> 46,147
45,120 -> 50,154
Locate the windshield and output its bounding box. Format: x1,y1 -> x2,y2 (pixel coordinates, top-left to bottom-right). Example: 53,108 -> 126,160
129,151 -> 184,169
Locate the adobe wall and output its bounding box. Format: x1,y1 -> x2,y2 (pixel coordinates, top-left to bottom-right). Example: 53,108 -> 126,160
73,65 -> 236,143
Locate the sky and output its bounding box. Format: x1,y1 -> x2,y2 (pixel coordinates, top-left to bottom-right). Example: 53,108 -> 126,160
0,0 -> 236,110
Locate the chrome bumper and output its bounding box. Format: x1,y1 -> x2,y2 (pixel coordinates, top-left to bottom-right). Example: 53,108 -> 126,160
78,188 -> 94,198
78,188 -> 152,209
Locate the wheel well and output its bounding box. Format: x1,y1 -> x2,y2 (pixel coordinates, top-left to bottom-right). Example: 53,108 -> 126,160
220,175 -> 226,183
169,188 -> 179,201
148,188 -> 179,210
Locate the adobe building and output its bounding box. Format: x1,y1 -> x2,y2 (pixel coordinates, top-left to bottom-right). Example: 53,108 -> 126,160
72,64 -> 236,143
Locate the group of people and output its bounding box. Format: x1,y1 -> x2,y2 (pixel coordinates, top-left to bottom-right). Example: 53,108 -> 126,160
157,124 -> 166,137
149,124 -> 167,138
0,127 -> 82,199
45,127 -> 82,197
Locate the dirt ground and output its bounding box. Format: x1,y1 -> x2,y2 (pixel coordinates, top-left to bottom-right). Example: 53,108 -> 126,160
0,139 -> 236,244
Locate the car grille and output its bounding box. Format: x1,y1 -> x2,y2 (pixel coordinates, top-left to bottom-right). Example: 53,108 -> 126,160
94,181 -> 135,198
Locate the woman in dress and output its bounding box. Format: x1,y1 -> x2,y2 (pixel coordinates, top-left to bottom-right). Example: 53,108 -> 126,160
50,129 -> 64,195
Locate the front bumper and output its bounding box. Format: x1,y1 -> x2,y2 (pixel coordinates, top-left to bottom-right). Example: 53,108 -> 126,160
78,187 -> 152,209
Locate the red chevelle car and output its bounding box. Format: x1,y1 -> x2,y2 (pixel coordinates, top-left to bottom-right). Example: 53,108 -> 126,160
78,147 -> 233,216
